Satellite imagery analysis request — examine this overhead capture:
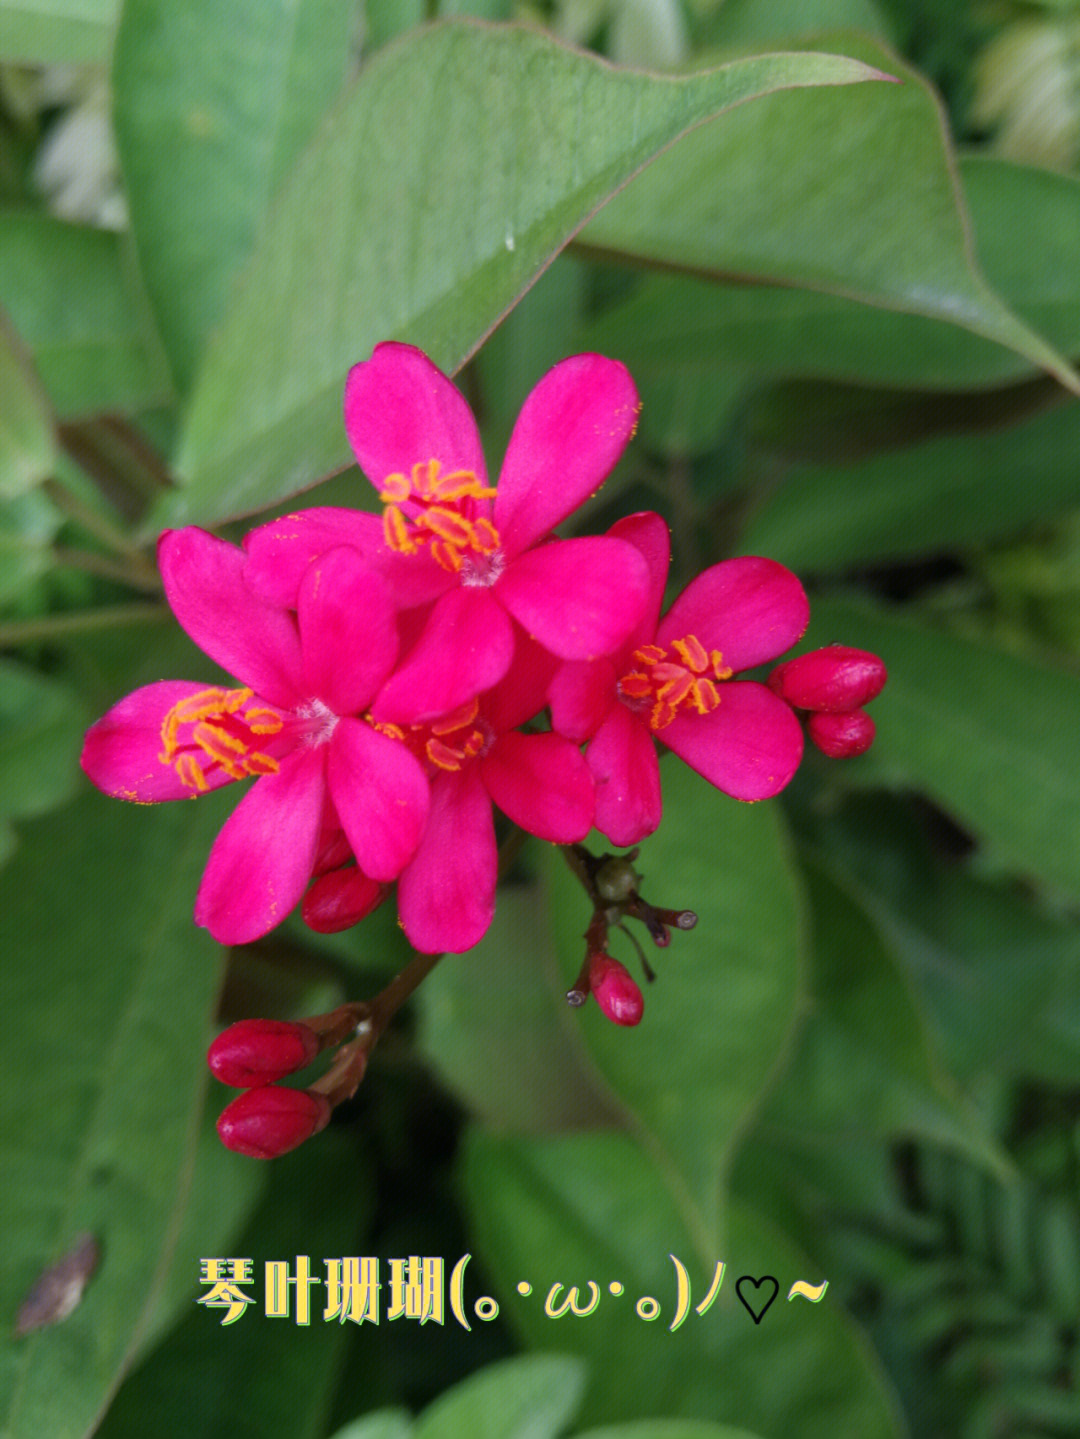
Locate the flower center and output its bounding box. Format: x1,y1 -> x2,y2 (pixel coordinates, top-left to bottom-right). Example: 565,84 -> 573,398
380,458 -> 501,577
617,635 -> 734,731
369,698 -> 490,774
159,687 -> 284,791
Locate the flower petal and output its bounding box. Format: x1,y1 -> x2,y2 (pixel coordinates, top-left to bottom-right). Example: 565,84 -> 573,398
298,547 -> 398,716
495,536 -> 649,660
547,658 -> 616,742
587,703 -> 662,845
660,681 -> 804,800
80,680 -> 240,801
243,507 -> 451,611
494,354 -> 639,557
371,586 -> 514,726
327,718 -> 429,881
480,731 -> 595,842
657,557 -> 810,672
194,747 -> 325,944
482,626 -> 559,734
159,527 -> 302,708
343,342 -> 487,493
397,767 -> 496,954
606,511 -> 671,651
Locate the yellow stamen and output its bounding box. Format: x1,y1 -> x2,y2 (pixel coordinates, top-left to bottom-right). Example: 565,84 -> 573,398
159,687 -> 282,789
619,634 -> 732,732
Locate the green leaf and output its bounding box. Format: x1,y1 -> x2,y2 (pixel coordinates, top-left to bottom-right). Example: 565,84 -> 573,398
761,858 -> 1004,1172
413,1354 -> 586,1439
0,0 -> 117,64
0,789 -> 230,1439
462,1130 -> 903,1437
738,390 -> 1080,574
699,0 -> 893,48
113,0 -> 362,394
793,793 -> 1080,1088
578,1426 -> 766,1439
0,311 -> 55,498
152,22 -> 891,529
542,763 -> 804,1244
802,596 -> 1080,900
0,213 -> 171,417
0,658 -> 88,834
580,37 -> 1080,396
579,157 -> 1080,398
329,1414 -> 414,1439
97,1126 -> 371,1439
0,488 -> 63,607
417,881 -> 623,1135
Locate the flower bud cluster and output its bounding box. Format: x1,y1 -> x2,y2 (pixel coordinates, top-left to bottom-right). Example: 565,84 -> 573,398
209,1006 -> 368,1159
767,646 -> 887,758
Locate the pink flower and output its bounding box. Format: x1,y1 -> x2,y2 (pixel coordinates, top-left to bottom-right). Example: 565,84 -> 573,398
384,634 -> 595,953
80,528 -> 429,944
548,512 -> 810,846
243,343 -> 652,723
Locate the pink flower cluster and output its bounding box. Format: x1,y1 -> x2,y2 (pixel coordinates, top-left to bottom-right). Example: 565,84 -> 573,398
81,343 -> 881,956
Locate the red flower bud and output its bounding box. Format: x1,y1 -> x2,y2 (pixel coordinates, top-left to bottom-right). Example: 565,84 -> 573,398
768,646 -> 886,713
807,708 -> 876,758
302,868 -> 388,933
207,1019 -> 320,1088
216,1086 -> 331,1159
589,954 -> 644,1026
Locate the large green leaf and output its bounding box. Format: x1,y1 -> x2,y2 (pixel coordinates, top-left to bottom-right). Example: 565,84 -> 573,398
0,0 -> 117,64
737,391 -> 1080,573
0,214 -> 171,417
0,788 -> 230,1439
97,1127 -> 370,1439
580,37 -> 1080,396
801,596 -> 1080,900
580,156 -> 1080,396
462,1130 -> 903,1436
153,22 -> 891,529
0,311 -> 55,499
793,793 -> 1080,1088
760,859 -> 1003,1171
114,0 -> 361,393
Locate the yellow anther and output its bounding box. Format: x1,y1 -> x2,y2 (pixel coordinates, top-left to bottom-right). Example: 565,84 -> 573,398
245,708 -> 284,735
423,507 -> 475,547
383,505 -> 418,555
472,517 -> 500,553
427,737 -> 466,771
379,472 -> 411,503
175,753 -> 209,791
432,699 -> 480,735
672,635 -> 709,673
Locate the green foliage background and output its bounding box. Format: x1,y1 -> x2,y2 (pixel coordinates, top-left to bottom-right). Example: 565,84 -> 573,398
2,1 -> 1079,1435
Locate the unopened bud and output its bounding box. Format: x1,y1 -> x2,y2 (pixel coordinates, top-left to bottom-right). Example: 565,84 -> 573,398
768,646 -> 887,713
589,954 -> 644,1026
302,868 -> 388,933
216,1086 -> 331,1159
208,1018 -> 321,1088
594,855 -> 640,904
807,708 -> 876,758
